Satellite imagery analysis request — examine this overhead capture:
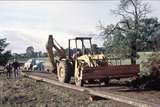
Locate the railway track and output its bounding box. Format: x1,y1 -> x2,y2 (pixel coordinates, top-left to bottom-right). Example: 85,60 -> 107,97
21,71 -> 160,107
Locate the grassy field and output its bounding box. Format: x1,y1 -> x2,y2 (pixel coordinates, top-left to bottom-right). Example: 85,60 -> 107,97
108,52 -> 157,65
122,52 -> 153,65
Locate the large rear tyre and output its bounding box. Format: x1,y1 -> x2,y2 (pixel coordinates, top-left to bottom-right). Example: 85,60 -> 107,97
57,60 -> 71,83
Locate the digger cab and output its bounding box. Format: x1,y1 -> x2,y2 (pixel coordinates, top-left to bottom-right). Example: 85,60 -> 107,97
68,37 -> 93,60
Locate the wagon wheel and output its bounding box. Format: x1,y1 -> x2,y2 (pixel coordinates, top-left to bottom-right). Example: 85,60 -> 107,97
104,77 -> 110,86
75,69 -> 83,87
57,60 -> 71,83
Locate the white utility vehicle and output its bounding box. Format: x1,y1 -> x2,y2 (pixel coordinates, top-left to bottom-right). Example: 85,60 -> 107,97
24,58 -> 44,71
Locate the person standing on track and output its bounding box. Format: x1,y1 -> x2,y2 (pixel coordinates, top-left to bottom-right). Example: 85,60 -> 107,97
4,62 -> 12,78
12,59 -> 20,78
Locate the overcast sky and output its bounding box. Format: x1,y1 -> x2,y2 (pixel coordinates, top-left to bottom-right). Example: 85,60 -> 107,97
0,1 -> 160,53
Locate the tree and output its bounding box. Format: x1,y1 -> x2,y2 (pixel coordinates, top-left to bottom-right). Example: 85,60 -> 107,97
139,18 -> 160,51
26,46 -> 34,58
102,17 -> 160,58
92,44 -> 98,54
92,44 -> 105,54
101,0 -> 151,64
103,25 -> 130,58
0,38 -> 8,53
0,38 -> 12,66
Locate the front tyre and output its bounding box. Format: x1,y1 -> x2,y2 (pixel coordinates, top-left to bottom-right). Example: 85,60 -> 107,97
57,60 -> 71,83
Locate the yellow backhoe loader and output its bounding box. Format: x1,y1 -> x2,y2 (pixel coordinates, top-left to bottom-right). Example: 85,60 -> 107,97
46,35 -> 140,86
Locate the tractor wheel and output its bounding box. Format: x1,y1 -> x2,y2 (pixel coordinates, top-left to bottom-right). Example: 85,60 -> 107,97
57,60 -> 71,83
75,70 -> 83,87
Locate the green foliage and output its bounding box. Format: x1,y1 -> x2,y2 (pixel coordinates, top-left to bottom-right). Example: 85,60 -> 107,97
26,46 -> 34,58
138,18 -> 160,51
92,44 -> 105,54
103,24 -> 130,58
0,38 -> 8,53
140,52 -> 160,78
103,18 -> 160,58
0,51 -> 12,66
0,38 -> 12,66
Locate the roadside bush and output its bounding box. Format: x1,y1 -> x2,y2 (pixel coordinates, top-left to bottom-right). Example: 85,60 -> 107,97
140,53 -> 160,78
137,52 -> 160,89
0,38 -> 12,66
0,51 -> 12,66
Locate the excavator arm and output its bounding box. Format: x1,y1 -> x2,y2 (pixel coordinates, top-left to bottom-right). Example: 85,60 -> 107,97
46,35 -> 66,72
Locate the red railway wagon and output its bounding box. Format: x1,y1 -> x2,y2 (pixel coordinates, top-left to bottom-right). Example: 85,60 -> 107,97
81,64 -> 140,83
